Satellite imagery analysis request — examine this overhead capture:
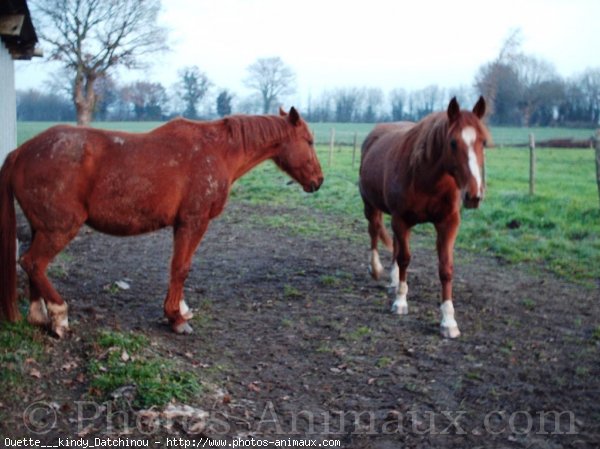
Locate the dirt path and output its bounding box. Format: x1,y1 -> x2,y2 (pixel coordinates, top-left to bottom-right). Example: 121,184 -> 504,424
2,202 -> 599,448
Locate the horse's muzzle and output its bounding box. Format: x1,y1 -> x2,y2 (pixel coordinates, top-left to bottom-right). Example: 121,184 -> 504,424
305,176 -> 324,193
462,192 -> 481,209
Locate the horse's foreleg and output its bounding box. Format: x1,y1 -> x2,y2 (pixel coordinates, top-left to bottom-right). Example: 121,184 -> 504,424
435,215 -> 460,338
19,230 -> 76,338
390,217 -> 411,315
165,220 -> 209,334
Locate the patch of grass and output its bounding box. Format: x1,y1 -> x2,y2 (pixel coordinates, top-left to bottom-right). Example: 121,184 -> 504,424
319,275 -> 340,287
0,320 -> 44,389
48,253 -> 73,279
345,325 -> 372,342
88,330 -> 201,408
283,284 -> 303,299
376,356 -> 393,368
521,298 -> 536,311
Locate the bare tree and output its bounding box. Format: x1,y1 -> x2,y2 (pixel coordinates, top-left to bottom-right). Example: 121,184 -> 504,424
363,88 -> 384,122
123,81 -> 168,120
33,0 -> 168,125
177,66 -> 211,119
578,68 -> 600,125
333,88 -> 364,122
244,57 -> 296,114
475,28 -> 523,119
216,90 -> 233,117
390,88 -> 407,121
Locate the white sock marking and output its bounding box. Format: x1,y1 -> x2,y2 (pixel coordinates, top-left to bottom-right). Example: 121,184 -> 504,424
440,300 -> 460,338
370,249 -> 384,278
389,262 -> 399,288
391,281 -> 409,315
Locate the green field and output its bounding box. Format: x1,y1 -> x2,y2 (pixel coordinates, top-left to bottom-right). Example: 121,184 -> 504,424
14,121 -> 600,284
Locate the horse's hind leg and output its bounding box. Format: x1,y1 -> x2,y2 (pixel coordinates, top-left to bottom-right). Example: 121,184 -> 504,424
364,203 -> 385,280
22,231 -> 49,327
19,229 -> 78,337
164,219 -> 210,334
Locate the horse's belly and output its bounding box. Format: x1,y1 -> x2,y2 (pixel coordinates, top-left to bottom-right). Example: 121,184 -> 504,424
86,192 -> 180,236
86,210 -> 174,236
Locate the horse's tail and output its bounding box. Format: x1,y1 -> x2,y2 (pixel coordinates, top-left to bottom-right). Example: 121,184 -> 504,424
0,152 -> 20,322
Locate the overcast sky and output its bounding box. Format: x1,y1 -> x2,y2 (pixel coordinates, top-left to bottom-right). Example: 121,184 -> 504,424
14,0 -> 600,110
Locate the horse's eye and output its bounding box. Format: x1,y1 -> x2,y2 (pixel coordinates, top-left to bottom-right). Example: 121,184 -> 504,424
307,139 -> 314,146
450,139 -> 458,151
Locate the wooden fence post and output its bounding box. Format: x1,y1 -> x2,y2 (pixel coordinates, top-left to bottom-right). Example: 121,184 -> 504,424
352,132 -> 358,169
595,129 -> 600,209
529,133 -> 536,196
328,128 -> 335,167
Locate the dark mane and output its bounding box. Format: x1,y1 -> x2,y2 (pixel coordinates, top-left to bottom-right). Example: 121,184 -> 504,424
224,115 -> 295,151
407,112 -> 448,172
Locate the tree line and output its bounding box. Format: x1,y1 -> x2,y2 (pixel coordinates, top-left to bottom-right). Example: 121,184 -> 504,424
24,1 -> 600,127
17,63 -> 600,128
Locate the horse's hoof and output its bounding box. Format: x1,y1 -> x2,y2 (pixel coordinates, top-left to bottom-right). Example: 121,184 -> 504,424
368,266 -> 382,280
391,300 -> 408,315
52,325 -> 70,339
440,325 -> 461,339
173,321 -> 194,334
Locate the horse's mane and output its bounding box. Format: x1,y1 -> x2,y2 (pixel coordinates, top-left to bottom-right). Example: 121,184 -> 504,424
406,112 -> 448,172
224,115 -> 295,151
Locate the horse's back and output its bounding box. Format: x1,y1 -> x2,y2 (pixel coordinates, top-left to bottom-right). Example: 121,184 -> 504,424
361,122 -> 413,158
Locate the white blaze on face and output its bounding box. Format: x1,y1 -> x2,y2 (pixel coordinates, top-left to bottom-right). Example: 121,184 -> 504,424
461,126 -> 482,196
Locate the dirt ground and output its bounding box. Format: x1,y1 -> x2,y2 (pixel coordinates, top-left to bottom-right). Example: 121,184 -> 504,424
1,202 -> 599,448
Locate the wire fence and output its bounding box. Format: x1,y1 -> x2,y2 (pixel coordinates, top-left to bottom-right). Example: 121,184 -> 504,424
310,123 -> 598,148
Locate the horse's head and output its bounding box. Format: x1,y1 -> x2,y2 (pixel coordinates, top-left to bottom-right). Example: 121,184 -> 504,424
445,96 -> 489,209
273,107 -> 324,193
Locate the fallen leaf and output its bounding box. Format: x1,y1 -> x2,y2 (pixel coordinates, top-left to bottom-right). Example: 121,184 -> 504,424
62,361 -> 78,371
29,368 -> 42,379
247,382 -> 261,392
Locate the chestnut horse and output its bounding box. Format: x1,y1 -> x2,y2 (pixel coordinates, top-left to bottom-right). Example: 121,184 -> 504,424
359,97 -> 489,338
0,107 -> 323,337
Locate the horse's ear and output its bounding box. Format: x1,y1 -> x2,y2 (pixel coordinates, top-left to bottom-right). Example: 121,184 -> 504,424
279,106 -> 287,117
289,106 -> 301,126
447,97 -> 460,124
473,96 -> 486,119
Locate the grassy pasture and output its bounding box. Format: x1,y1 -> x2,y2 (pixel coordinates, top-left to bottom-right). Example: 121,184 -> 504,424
14,121 -> 600,283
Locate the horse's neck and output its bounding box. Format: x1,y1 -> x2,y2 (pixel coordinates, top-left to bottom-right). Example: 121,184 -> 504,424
230,143 -> 278,181
226,119 -> 283,181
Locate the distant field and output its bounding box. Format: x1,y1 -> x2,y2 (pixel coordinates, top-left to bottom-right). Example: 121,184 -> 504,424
15,121 -> 600,284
